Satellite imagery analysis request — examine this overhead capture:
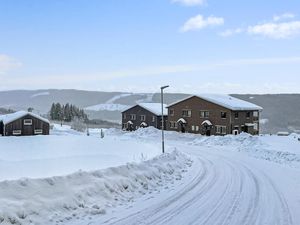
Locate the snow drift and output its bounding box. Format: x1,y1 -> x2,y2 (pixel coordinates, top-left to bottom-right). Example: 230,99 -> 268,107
0,150 -> 192,225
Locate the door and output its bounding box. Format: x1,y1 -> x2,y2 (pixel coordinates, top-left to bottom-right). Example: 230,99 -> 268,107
23,119 -> 34,135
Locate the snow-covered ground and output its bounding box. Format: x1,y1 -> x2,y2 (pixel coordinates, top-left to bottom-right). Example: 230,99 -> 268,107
0,125 -> 299,225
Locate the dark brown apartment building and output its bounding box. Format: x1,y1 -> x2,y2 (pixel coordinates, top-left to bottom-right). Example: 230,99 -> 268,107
167,94 -> 262,136
122,103 -> 168,131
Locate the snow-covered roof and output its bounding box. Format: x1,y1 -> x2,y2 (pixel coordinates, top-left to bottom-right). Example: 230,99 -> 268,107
168,94 -> 263,111
0,111 -> 50,125
122,103 -> 168,116
177,118 -> 187,124
201,120 -> 212,126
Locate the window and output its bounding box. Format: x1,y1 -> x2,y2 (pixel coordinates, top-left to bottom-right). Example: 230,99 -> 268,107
169,121 -> 178,129
140,115 -> 146,121
216,125 -> 226,134
253,111 -> 259,117
200,111 -> 209,118
152,116 -> 156,122
12,130 -> 21,135
123,114 -> 126,119
122,123 -> 128,129
130,114 -> 136,120
24,119 -> 32,125
254,123 -> 258,131
221,112 -> 227,119
191,125 -> 195,131
169,109 -> 174,116
195,126 -> 199,132
234,112 -> 239,119
246,112 -> 251,118
34,129 -> 43,134
182,109 -> 192,117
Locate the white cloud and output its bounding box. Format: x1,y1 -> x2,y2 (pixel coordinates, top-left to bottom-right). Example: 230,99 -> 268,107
219,28 -> 244,37
0,54 -> 22,74
247,21 -> 300,39
172,0 -> 205,6
273,13 -> 295,22
180,14 -> 224,32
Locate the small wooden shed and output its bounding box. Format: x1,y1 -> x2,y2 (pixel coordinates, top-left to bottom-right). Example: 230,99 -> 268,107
0,111 -> 50,136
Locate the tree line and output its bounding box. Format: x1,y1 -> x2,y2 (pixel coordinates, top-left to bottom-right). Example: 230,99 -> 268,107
49,103 -> 88,122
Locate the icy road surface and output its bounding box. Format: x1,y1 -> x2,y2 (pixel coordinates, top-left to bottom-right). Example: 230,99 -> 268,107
72,129 -> 300,225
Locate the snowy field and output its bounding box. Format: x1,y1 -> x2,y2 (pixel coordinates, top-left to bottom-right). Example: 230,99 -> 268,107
0,125 -> 299,225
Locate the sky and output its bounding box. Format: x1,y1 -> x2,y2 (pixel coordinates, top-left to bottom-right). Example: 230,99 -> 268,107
0,0 -> 300,94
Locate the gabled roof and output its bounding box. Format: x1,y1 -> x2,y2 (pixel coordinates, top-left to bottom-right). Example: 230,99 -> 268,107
122,103 -> 168,116
167,94 -> 263,111
0,111 -> 50,125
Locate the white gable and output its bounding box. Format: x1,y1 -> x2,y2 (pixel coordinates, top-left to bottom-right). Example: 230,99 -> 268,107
0,111 -> 50,125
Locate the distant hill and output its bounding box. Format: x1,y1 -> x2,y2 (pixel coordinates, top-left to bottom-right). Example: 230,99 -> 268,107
0,89 -> 299,134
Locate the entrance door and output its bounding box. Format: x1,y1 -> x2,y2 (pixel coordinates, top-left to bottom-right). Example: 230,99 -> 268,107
206,129 -> 211,136
23,124 -> 33,135
180,123 -> 186,133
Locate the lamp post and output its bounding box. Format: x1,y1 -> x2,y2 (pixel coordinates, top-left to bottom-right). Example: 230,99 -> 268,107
161,85 -> 169,154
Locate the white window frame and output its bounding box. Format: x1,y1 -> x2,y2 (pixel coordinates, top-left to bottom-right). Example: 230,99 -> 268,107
24,119 -> 32,125
216,125 -> 226,134
140,115 -> 146,121
13,130 -> 22,135
169,109 -> 175,116
182,109 -> 192,117
34,129 -> 43,134
200,111 -> 209,118
169,121 -> 178,129
152,116 -> 156,122
253,123 -> 258,131
130,114 -> 136,120
191,125 -> 195,131
195,126 -> 199,132
253,111 -> 259,117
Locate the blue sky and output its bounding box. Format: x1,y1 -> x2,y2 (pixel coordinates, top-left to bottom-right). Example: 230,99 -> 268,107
0,0 -> 300,94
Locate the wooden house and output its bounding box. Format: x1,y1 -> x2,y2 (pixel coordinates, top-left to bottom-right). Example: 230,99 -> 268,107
167,94 -> 262,136
121,103 -> 168,131
0,111 -> 50,136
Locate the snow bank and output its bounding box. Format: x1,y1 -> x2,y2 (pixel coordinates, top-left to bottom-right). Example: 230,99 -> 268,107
190,133 -> 300,165
0,150 -> 192,225
107,127 -> 300,166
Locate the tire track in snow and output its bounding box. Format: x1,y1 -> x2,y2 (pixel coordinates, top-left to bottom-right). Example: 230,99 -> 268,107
88,145 -> 294,225
103,158 -> 213,225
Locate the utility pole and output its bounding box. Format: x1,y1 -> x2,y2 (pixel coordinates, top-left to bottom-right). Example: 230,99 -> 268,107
161,85 -> 169,154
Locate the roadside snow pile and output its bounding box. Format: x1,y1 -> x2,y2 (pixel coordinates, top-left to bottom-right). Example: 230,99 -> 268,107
0,151 -> 192,225
190,133 -> 300,166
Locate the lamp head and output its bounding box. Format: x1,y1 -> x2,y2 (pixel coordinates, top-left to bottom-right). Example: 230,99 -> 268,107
160,85 -> 169,90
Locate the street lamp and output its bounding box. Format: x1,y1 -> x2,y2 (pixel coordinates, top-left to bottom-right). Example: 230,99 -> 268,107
161,85 -> 169,154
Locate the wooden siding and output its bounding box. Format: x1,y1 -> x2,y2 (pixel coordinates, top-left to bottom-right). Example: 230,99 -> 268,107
122,105 -> 167,131
3,114 -> 49,136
